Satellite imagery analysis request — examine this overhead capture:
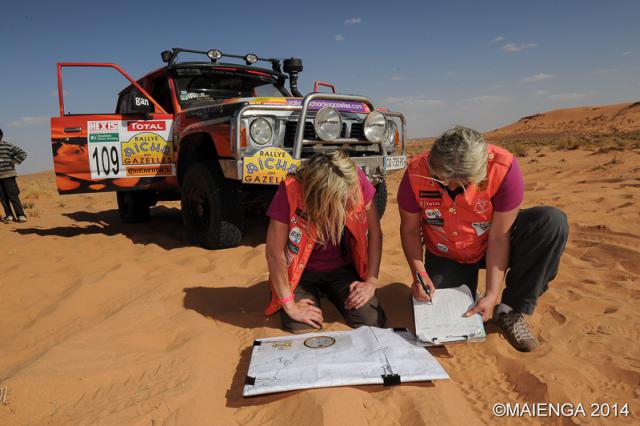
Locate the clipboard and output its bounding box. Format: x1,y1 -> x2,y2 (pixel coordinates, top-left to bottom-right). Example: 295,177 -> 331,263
411,284 -> 486,346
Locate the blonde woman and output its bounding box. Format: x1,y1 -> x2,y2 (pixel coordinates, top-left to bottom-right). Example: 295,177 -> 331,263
399,126 -> 568,352
264,151 -> 386,333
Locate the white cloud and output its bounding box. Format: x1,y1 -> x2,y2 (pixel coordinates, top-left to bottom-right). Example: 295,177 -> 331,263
334,34 -> 345,42
390,75 -> 403,81
622,51 -> 632,56
345,17 -> 362,24
462,95 -> 511,104
384,96 -> 445,108
492,36 -> 504,43
50,89 -> 69,97
501,42 -> 538,53
7,116 -> 49,128
521,73 -> 556,83
535,90 -> 551,96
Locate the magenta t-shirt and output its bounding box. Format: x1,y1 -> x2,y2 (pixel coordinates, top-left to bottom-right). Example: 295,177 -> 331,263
267,168 -> 375,272
397,157 -> 524,213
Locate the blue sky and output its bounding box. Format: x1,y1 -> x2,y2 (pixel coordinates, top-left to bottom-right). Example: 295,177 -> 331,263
1,0 -> 639,173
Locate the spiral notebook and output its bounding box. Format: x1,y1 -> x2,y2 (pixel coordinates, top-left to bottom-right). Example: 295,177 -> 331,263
412,284 -> 486,345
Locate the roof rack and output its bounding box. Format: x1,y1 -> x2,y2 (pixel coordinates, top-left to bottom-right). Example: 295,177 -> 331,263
161,48 -> 282,73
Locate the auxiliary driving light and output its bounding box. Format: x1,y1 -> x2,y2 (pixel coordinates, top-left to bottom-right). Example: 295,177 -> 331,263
207,49 -> 223,61
250,118 -> 273,145
364,111 -> 388,143
314,107 -> 342,141
245,54 -> 258,65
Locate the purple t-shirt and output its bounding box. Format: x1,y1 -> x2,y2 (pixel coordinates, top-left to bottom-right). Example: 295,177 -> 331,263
267,167 -> 375,272
397,157 -> 524,213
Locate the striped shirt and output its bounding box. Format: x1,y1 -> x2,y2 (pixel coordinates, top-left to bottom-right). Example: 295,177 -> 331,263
0,141 -> 27,179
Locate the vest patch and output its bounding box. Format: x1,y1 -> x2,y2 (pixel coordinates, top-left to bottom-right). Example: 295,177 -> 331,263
424,218 -> 444,226
419,200 -> 441,208
285,251 -> 295,266
419,190 -> 441,199
425,208 -> 441,219
474,198 -> 490,215
289,227 -> 302,244
436,243 -> 449,252
471,222 -> 491,236
294,207 -> 308,220
287,241 -> 299,254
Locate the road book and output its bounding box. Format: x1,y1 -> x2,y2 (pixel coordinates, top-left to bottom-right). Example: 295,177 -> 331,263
412,284 -> 486,345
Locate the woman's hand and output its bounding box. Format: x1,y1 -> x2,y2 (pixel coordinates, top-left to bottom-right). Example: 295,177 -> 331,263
411,277 -> 436,302
464,295 -> 498,322
345,280 -> 377,310
283,299 -> 324,329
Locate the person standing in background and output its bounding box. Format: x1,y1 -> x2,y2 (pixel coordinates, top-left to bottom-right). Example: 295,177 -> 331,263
0,128 -> 28,223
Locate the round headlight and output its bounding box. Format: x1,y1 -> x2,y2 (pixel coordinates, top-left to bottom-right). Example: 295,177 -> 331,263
313,107 -> 342,141
207,49 -> 222,61
364,111 -> 388,143
250,118 -> 272,145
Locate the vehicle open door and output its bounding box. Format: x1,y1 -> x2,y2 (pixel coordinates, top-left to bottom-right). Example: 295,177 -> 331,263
52,63 -> 176,194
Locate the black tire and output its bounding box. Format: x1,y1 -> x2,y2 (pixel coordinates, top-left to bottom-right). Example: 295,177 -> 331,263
180,162 -> 244,249
116,191 -> 151,223
374,181 -> 388,218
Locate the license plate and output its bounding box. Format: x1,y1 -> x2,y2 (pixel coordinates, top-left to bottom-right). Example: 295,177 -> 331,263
384,155 -> 407,171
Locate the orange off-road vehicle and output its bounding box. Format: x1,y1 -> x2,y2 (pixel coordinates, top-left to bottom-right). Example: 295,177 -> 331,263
51,48 -> 407,248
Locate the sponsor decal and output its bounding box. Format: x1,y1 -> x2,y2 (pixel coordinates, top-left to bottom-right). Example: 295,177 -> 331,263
134,96 -> 149,108
243,147 -> 301,185
127,120 -> 167,132
419,200 -> 441,208
294,208 -> 308,220
436,243 -> 449,253
425,218 -> 444,227
290,217 -> 297,224
248,98 -> 370,114
419,190 -> 442,199
88,121 -> 118,133
89,133 -> 119,143
287,241 -> 299,254
471,222 -> 491,237
289,227 -> 302,244
121,132 -> 173,165
425,208 -> 441,219
270,341 -> 292,350
285,251 -> 295,266
126,164 -> 173,177
474,198 -> 490,215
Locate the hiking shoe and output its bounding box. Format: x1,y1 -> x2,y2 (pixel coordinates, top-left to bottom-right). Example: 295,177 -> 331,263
17,215 -> 27,223
3,216 -> 13,224
494,311 -> 539,352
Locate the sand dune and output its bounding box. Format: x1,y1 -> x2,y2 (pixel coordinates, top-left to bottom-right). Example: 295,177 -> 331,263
1,114 -> 640,424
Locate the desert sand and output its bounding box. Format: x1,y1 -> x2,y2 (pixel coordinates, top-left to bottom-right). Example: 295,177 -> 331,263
1,107 -> 640,425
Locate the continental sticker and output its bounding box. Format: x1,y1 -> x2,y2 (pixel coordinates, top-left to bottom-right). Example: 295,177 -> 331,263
243,147 -> 300,185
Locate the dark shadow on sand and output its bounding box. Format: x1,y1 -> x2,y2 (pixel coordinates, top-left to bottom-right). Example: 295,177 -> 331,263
14,205 -> 270,250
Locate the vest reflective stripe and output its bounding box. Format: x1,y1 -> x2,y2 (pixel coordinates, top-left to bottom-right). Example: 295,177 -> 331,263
264,177 -> 370,316
407,144 -> 513,264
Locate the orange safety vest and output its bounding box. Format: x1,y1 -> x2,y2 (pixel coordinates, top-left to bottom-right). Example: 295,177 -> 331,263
264,177 -> 370,316
407,144 -> 513,264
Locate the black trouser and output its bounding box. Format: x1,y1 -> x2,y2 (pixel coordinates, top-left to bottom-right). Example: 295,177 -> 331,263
280,264 -> 387,333
0,177 -> 25,218
425,206 -> 569,315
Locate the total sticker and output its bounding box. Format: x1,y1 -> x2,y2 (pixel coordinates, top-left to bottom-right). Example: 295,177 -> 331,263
425,208 -> 441,219
289,227 -> 302,244
436,243 -> 449,253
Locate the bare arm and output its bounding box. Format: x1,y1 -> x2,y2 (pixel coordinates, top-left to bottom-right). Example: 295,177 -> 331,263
465,206 -> 520,320
345,201 -> 382,309
265,219 -> 323,327
399,206 -> 435,301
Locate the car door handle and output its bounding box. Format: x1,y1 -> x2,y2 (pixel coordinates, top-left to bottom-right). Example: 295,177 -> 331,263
64,127 -> 82,133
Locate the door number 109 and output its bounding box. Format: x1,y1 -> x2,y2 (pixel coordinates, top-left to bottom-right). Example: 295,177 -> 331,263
91,146 -> 120,176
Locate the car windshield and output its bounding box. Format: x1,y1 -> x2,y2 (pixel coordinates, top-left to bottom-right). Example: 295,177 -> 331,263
173,68 -> 289,108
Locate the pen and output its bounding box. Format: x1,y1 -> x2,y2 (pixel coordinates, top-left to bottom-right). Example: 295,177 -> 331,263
415,272 -> 433,304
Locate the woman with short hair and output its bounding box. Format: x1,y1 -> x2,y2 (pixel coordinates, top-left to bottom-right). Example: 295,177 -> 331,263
265,151 -> 386,333
398,125 -> 568,351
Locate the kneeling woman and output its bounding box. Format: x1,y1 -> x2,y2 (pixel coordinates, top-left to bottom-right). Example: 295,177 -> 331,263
264,151 -> 386,333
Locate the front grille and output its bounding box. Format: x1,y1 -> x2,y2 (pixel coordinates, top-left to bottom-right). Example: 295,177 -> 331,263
350,122 -> 364,140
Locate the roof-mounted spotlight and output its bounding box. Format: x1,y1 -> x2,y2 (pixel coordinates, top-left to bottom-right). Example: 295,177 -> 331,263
207,49 -> 223,62
244,53 -> 258,65
161,50 -> 173,63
